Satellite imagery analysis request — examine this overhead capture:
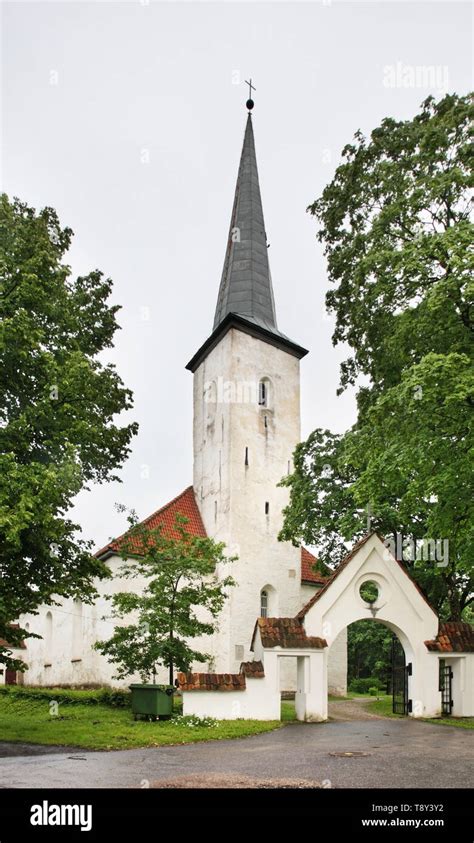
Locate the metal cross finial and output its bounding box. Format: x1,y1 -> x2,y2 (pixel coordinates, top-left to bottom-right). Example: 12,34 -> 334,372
245,78 -> 256,99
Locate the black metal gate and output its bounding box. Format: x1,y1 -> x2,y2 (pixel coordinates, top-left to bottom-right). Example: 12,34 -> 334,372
440,662 -> 453,716
391,635 -> 412,715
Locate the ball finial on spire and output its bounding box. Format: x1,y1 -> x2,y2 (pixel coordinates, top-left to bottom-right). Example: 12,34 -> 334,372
245,78 -> 256,110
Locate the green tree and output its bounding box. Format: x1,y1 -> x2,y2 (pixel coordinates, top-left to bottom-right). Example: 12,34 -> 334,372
94,512 -> 235,684
347,621 -> 393,687
312,92 -> 472,397
0,195 -> 138,669
280,93 -> 473,620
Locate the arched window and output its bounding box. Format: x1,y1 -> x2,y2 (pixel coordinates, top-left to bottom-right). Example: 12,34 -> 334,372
72,599 -> 83,660
260,584 -> 278,618
45,611 -> 53,660
258,378 -> 272,409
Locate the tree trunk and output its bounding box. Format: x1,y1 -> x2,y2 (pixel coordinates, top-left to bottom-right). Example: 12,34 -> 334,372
445,573 -> 463,621
448,591 -> 462,621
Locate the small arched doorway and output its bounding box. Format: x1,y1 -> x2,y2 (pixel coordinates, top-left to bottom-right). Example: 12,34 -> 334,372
329,617 -> 413,717
332,617 -> 413,717
298,533 -> 441,720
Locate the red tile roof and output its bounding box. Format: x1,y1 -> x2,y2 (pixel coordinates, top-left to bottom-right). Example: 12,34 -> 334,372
95,486 -> 207,559
96,486 -> 325,588
239,660 -> 264,678
297,532 -> 437,619
425,622 -> 474,653
251,617 -> 327,651
176,672 -> 246,692
176,659 -> 265,691
301,546 -> 328,585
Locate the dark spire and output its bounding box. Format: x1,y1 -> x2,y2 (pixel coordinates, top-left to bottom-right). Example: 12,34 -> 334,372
213,113 -> 279,334
186,104 -> 308,373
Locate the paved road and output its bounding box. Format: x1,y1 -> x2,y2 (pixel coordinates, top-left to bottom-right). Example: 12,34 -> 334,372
0,718 -> 471,789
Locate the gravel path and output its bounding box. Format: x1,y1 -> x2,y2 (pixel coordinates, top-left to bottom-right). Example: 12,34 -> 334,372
328,697 -> 385,721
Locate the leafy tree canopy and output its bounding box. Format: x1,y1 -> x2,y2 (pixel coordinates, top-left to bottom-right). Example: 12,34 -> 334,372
310,93 -> 472,398
347,621 -> 393,687
0,195 -> 138,668
280,94 -> 473,620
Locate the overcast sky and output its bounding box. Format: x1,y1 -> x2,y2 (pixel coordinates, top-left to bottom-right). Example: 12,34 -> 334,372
1,1 -> 472,551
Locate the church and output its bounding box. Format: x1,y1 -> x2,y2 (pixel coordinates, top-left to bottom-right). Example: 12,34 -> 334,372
9,100 -> 348,694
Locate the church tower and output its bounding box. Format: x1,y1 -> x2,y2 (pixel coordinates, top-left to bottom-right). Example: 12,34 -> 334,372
186,101 -> 309,673
18,97 -> 346,694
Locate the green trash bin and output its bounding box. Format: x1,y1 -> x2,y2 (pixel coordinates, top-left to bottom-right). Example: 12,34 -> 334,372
129,684 -> 174,720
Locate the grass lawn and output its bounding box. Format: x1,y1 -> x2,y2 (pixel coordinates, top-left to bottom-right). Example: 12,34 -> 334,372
281,701 -> 297,721
0,687 -> 284,750
368,695 -> 474,729
366,695 -> 405,719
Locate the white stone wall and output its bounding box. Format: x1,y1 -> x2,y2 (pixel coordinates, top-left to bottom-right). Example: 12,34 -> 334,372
193,328 -> 308,673
19,553 -> 241,688
301,585 -> 348,695
302,535 -> 442,718
19,564 -> 347,692
182,674 -> 280,721
18,325 -> 350,692
447,655 -> 474,717
20,557 -> 176,688
328,628 -> 348,696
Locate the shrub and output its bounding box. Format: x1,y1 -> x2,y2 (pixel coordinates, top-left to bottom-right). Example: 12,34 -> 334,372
369,686 -> 379,696
348,677 -> 384,694
0,686 -> 131,707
